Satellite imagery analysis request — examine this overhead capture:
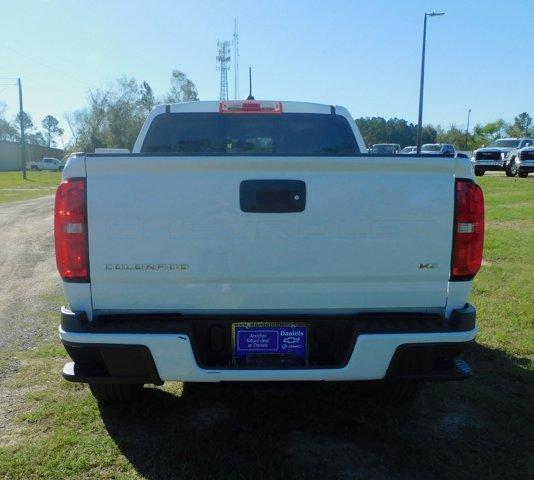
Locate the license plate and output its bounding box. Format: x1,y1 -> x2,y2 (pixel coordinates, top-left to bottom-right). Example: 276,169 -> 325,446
232,322 -> 307,358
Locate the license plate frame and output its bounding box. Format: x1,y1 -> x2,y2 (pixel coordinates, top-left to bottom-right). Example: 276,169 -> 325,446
232,322 -> 308,359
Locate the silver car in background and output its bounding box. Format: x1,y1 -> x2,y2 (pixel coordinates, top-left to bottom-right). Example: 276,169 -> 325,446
399,146 -> 417,154
421,144 -> 456,155
369,143 -> 401,154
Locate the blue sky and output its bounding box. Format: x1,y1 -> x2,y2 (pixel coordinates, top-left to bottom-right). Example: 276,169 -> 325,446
1,0 -> 533,143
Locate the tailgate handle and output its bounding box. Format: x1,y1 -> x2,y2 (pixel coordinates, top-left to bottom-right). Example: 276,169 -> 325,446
240,180 -> 306,213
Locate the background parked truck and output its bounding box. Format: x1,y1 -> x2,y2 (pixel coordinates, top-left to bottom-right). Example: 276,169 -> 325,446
27,157 -> 64,171
473,137 -> 534,176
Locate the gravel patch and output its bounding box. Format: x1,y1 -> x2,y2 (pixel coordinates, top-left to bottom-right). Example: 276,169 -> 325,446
0,196 -> 61,354
0,196 -> 63,438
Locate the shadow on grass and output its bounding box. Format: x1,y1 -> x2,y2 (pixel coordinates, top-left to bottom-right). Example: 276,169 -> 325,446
99,343 -> 533,480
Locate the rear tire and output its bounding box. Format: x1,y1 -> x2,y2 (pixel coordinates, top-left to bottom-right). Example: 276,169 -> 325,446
518,171 -> 528,178
30,165 -> 39,171
505,161 -> 518,177
474,169 -> 484,176
89,383 -> 144,403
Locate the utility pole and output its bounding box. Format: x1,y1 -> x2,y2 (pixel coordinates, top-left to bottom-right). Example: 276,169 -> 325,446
416,12 -> 445,154
18,78 -> 27,180
465,108 -> 471,150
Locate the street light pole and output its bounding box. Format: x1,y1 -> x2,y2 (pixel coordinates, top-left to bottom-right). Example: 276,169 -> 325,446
465,108 -> 471,150
416,12 -> 445,154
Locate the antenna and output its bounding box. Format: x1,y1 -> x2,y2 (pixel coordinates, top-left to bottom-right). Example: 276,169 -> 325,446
246,67 -> 254,100
233,18 -> 239,100
216,40 -> 231,101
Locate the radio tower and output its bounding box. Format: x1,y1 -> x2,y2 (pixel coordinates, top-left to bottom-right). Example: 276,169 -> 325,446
216,40 -> 231,101
233,18 -> 239,100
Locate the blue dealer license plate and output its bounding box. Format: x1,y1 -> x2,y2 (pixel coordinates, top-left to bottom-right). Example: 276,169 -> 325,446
233,323 -> 308,358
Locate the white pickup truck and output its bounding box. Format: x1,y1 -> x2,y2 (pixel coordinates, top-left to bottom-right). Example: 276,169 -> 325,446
55,100 -> 484,404
473,137 -> 534,176
28,157 -> 64,171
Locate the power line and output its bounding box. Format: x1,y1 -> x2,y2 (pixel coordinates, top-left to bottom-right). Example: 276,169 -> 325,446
0,78 -> 19,85
0,43 -> 90,87
18,75 -> 76,93
0,85 -> 16,94
0,80 -> 17,96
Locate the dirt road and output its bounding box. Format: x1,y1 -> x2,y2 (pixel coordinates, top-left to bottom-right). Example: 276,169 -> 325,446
0,196 -> 61,355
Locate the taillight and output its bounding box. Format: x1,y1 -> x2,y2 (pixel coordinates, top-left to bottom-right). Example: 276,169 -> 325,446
219,100 -> 283,114
451,179 -> 484,281
54,178 -> 89,282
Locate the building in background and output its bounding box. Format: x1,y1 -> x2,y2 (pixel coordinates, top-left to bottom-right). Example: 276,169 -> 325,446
0,140 -> 64,171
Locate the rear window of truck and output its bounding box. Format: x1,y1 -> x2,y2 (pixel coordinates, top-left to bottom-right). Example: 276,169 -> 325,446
141,113 -> 359,155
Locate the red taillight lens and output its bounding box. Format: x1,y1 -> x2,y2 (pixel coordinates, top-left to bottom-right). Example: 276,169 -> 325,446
219,100 -> 283,114
451,179 -> 484,280
54,178 -> 89,282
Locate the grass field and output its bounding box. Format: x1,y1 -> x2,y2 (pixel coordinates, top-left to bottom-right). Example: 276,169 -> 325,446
0,171 -> 61,204
0,175 -> 532,480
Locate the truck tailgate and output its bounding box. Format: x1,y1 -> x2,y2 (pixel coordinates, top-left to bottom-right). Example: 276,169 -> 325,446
86,155 -> 456,312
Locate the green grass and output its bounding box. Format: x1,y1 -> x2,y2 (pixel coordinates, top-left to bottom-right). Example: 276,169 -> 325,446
473,176 -> 534,355
0,175 -> 532,480
481,174 -> 534,221
0,171 -> 61,204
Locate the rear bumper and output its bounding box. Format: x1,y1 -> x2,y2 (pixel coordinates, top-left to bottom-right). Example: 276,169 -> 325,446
59,306 -> 477,383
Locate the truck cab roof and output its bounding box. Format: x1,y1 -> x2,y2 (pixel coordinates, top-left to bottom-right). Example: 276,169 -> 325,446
151,100 -> 339,115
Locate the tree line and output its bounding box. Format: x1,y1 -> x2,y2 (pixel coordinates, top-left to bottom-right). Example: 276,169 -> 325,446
1,68 -> 532,153
0,103 -> 64,148
64,70 -> 198,152
356,112 -> 532,150
0,69 -> 198,153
